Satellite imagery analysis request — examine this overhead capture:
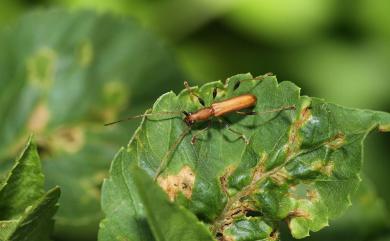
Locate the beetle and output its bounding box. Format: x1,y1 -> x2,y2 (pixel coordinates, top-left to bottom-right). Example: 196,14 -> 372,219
182,94 -> 257,126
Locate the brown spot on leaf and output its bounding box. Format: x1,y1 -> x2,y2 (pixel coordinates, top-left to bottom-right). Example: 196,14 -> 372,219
218,234 -> 234,241
270,230 -> 280,241
251,152 -> 267,184
311,160 -> 323,170
157,166 -> 195,201
326,132 -> 346,149
311,160 -> 334,176
322,162 -> 334,176
307,189 -> 319,202
289,209 -> 310,219
28,103 -> 50,133
287,106 -> 312,157
52,127 -> 85,153
220,165 -> 235,196
270,167 -> 290,185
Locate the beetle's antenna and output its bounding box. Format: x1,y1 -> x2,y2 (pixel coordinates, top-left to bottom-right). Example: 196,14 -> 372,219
104,111 -> 183,126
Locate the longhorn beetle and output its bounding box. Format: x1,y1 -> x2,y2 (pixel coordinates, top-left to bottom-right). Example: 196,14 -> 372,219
105,73 -> 295,179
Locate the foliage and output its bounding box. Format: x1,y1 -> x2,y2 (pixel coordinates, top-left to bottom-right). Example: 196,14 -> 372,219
291,177 -> 389,241
99,73 -> 390,241
0,136 -> 60,241
0,2 -> 389,241
0,9 -> 183,240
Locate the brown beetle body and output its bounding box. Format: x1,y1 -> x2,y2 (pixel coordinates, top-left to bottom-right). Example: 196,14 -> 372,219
212,94 -> 257,117
184,94 -> 257,126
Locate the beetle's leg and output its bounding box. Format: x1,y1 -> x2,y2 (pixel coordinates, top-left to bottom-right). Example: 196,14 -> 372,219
217,118 -> 249,144
154,126 -> 192,181
235,111 -> 257,115
184,81 -> 205,106
191,121 -> 212,144
235,105 -> 295,116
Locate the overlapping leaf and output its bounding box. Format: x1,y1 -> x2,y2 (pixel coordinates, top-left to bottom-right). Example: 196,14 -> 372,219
0,136 -> 60,241
100,73 -> 390,241
99,148 -> 215,241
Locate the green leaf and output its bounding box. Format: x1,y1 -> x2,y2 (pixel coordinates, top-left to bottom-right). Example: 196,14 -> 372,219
0,136 -> 44,219
132,165 -> 214,241
0,136 -> 60,241
98,148 -> 154,241
6,187 -> 61,241
0,9 -> 183,239
297,177 -> 390,241
100,73 -> 390,241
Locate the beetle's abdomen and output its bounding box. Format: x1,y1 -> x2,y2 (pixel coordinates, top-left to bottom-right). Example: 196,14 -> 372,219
212,94 -> 257,117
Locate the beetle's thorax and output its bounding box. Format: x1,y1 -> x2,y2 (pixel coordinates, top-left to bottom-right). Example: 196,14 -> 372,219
184,107 -> 214,125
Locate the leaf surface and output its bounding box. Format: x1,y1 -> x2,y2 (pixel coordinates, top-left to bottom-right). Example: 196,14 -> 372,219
0,137 -> 60,241
100,73 -> 390,241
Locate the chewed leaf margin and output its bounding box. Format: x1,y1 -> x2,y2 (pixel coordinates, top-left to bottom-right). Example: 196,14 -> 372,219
100,73 -> 390,241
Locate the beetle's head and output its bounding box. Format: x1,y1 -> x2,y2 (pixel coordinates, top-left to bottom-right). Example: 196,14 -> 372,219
183,111 -> 195,126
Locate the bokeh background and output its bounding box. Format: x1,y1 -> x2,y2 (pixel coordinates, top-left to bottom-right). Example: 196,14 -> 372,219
0,0 -> 389,241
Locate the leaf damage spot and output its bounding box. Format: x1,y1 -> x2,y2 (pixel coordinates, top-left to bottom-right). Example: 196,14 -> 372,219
27,47 -> 57,90
251,152 -> 267,184
27,102 -> 50,133
311,160 -> 334,176
287,209 -> 311,227
287,106 -> 312,157
270,230 -> 280,241
101,80 -> 129,121
290,183 -> 319,201
217,233 -> 234,241
270,167 -> 290,185
306,189 -> 320,202
322,162 -> 334,176
157,166 -> 195,201
289,210 -> 310,221
51,127 -> 85,153
220,165 -> 235,196
325,132 -> 346,150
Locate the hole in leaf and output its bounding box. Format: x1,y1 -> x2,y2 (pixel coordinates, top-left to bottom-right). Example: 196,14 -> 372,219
245,210 -> 263,217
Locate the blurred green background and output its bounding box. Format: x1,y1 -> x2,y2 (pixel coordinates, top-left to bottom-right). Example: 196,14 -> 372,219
0,0 -> 389,241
